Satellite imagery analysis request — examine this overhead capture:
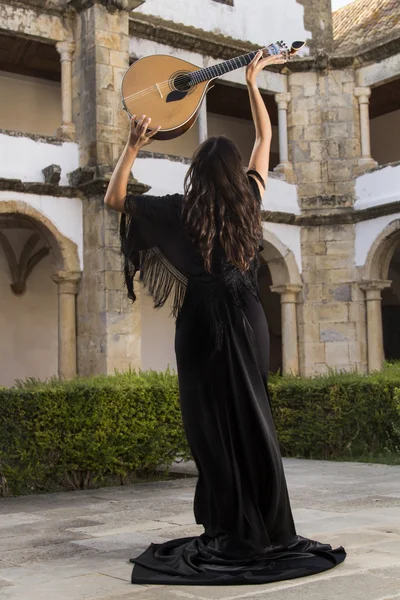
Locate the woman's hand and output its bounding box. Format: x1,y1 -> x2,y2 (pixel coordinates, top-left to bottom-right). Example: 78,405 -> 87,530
128,114 -> 161,150
246,50 -> 286,86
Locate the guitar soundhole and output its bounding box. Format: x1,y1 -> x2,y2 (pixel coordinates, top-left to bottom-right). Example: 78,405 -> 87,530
171,71 -> 194,93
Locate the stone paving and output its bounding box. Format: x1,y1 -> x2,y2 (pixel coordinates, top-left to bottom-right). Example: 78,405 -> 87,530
1,459 -> 400,600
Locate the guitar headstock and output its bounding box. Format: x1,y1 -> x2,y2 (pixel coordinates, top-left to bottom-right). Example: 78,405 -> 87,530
263,40 -> 305,61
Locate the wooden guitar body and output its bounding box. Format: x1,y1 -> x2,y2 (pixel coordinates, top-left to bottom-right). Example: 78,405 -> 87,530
121,55 -> 210,141
121,42 -> 305,141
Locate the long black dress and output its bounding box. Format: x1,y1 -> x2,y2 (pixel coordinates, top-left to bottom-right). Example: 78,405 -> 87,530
120,173 -> 346,585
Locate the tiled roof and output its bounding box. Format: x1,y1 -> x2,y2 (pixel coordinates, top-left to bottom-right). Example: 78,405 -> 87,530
333,0 -> 400,54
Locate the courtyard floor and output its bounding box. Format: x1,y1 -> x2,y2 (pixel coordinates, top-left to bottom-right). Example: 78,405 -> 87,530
0,459 -> 400,600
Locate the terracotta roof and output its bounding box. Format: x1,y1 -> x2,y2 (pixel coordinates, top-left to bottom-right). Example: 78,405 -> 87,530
333,0 -> 400,54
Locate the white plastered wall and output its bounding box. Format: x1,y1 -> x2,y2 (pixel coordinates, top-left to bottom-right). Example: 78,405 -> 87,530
134,156 -> 300,213
135,0 -> 311,50
0,231 -> 58,387
0,133 -> 79,187
356,214 -> 400,268
0,133 -> 82,265
355,163 -> 400,211
355,163 -> 400,267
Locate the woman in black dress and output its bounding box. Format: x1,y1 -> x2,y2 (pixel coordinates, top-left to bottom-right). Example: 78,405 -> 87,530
105,50 -> 346,585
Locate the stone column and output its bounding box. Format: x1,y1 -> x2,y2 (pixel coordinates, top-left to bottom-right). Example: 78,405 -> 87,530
354,87 -> 377,171
52,270 -> 81,379
56,41 -> 76,140
70,0 -> 149,376
198,95 -> 208,145
274,92 -> 293,180
270,284 -> 302,374
72,0 -> 133,168
360,280 -> 391,373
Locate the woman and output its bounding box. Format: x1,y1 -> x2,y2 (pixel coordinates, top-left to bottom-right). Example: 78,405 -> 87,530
105,51 -> 346,585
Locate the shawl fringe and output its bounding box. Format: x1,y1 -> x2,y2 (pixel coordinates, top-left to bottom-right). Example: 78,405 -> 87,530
120,212 -> 259,351
120,212 -> 187,318
140,247 -> 188,318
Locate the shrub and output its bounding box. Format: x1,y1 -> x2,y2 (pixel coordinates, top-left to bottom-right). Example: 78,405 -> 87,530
0,370 -> 191,496
1,365 -> 400,496
269,367 -> 400,460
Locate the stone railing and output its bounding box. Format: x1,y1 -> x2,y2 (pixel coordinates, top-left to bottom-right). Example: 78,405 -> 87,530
355,161 -> 400,210
0,130 -> 79,187
136,150 -> 300,214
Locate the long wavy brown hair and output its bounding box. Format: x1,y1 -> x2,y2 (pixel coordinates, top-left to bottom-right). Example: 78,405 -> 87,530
182,136 -> 262,273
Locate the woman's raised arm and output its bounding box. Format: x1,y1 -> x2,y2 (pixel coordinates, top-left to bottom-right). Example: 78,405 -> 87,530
104,115 -> 160,212
246,51 -> 286,195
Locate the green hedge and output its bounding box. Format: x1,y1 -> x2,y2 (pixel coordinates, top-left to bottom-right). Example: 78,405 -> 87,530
269,367 -> 400,461
1,366 -> 400,496
0,370 -> 191,496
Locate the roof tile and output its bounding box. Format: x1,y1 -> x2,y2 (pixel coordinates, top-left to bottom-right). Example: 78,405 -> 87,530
333,0 -> 400,53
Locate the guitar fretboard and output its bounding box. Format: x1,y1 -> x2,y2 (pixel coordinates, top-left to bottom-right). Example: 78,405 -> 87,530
190,43 -> 282,85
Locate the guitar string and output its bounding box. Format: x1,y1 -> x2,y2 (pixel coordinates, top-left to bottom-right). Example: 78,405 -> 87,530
124,48 -> 288,101
123,79 -> 193,104
122,45 -> 289,103
122,60 -> 276,104
122,61 -> 252,104
122,47 -> 289,105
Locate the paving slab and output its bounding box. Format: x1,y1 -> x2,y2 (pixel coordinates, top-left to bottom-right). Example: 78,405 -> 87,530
0,459 -> 400,600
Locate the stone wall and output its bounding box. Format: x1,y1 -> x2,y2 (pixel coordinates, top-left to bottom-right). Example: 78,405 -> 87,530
77,194 -> 142,375
287,65 -> 367,375
289,69 -> 360,203
295,0 -> 333,53
72,2 -> 130,168
72,1 -> 143,376
298,223 -> 367,375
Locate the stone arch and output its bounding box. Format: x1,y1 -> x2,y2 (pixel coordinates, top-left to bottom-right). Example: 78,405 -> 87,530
0,200 -> 81,380
363,219 -> 400,281
260,226 -> 302,286
361,219 -> 400,372
0,200 -> 80,274
259,227 -> 302,375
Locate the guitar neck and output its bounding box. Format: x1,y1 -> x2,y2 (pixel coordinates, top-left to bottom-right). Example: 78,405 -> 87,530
191,44 -> 280,85
191,51 -> 258,84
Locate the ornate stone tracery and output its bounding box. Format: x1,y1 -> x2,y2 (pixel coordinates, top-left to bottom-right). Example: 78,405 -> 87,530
0,201 -> 81,379
0,230 -> 50,296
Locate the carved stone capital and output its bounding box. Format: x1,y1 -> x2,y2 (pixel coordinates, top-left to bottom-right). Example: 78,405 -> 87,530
356,157 -> 378,175
275,92 -> 291,110
354,86 -> 371,103
52,270 -> 82,294
360,279 -> 391,300
273,161 -> 294,183
271,284 -> 302,303
57,123 -> 76,141
56,41 -> 75,62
